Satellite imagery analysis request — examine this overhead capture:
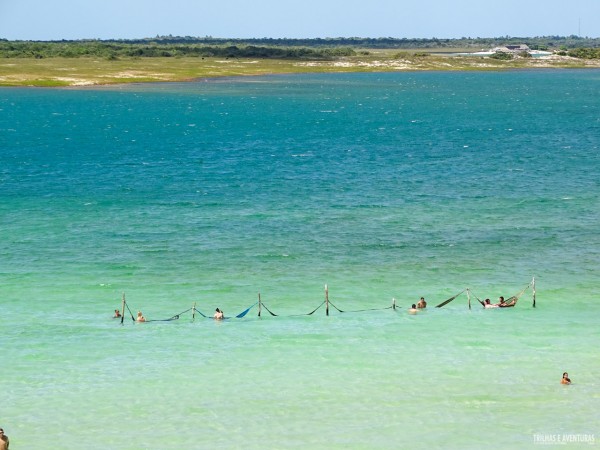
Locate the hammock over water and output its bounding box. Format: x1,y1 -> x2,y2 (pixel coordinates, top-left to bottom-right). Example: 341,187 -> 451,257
116,277 -> 537,324
434,277 -> 536,309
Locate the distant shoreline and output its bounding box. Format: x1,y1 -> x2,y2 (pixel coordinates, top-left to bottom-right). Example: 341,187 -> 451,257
2,53 -> 600,87
2,37 -> 600,86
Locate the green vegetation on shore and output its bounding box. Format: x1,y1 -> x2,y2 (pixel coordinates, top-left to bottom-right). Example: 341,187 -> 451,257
3,35 -> 599,56
0,39 -> 357,60
1,36 -> 600,87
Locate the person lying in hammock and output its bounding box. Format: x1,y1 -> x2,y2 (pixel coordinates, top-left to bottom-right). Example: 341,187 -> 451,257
481,297 -> 516,308
483,298 -> 498,308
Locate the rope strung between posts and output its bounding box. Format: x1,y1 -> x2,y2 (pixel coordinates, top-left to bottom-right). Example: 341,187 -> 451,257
328,300 -> 343,313
468,289 -> 484,309
192,306 -> 208,318
434,289 -> 467,308
305,301 -> 325,315
145,307 -> 193,323
259,302 -> 278,317
441,279 -> 534,309
284,300 -> 326,317
124,300 -> 136,322
505,281 -> 533,306
120,301 -> 258,324
255,298 -> 397,317
341,305 -> 395,313
468,289 -> 483,308
115,277 -> 537,324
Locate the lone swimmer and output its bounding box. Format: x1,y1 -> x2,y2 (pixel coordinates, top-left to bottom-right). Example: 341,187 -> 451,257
0,428 -> 9,450
561,372 -> 571,385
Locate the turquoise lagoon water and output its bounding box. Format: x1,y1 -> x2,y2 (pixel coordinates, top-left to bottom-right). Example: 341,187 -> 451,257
1,70 -> 599,449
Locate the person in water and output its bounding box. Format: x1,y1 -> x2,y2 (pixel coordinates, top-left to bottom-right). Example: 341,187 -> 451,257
214,308 -> 224,320
136,311 -> 146,322
0,428 -> 9,450
497,296 -> 517,307
408,304 -> 418,314
483,298 -> 498,308
113,309 -> 122,318
416,297 -> 427,308
561,372 -> 571,384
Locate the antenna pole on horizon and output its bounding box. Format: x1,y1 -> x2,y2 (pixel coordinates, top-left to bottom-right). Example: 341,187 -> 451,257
258,292 -> 262,317
120,293 -> 126,325
532,276 -> 536,308
325,284 -> 329,316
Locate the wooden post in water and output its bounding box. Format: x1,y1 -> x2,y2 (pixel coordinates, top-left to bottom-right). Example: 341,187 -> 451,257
392,298 -> 396,310
467,289 -> 471,310
192,302 -> 196,321
532,277 -> 536,308
258,292 -> 262,317
325,284 -> 329,316
120,293 -> 126,325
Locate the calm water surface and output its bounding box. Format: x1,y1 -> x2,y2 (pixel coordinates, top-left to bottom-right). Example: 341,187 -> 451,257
1,70 -> 599,449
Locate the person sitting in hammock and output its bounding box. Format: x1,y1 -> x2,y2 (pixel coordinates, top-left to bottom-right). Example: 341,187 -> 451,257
417,297 -> 427,308
497,296 -> 516,308
136,311 -> 146,322
113,308 -> 122,318
214,308 -> 224,320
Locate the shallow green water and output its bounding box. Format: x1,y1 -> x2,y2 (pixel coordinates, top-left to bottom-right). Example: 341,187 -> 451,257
1,70 -> 599,449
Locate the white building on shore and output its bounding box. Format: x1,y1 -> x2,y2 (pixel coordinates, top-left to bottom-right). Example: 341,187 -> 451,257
491,44 -> 531,54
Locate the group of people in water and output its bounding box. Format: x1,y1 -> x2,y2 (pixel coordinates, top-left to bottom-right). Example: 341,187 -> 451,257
482,296 -> 516,308
113,308 -> 224,321
108,299 -> 572,388
406,295 -> 515,313
113,294 -> 518,321
408,297 -> 427,314
113,308 -> 147,322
